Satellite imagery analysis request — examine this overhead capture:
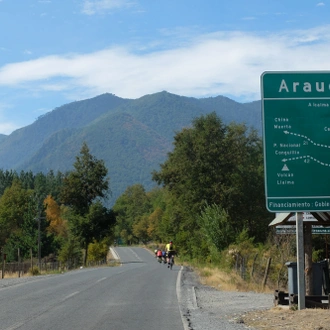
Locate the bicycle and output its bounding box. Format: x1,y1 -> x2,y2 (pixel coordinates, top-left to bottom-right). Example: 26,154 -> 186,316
169,255 -> 174,269
167,252 -> 175,270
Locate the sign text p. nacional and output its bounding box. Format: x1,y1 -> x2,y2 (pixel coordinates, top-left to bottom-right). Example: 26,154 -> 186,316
261,71 -> 330,212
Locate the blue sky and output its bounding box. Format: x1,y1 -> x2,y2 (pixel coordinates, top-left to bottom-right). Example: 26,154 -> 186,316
0,0 -> 329,135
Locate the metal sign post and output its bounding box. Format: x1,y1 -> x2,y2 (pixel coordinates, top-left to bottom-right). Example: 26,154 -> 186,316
296,212 -> 305,309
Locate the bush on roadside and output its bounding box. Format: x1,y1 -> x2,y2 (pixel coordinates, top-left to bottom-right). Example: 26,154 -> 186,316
29,266 -> 40,276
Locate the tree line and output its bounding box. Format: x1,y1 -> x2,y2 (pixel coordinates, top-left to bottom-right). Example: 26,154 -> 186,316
2,112 -> 311,272
0,142 -> 115,266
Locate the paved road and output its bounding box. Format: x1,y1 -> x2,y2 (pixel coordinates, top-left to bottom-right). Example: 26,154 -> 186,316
0,247 -> 184,330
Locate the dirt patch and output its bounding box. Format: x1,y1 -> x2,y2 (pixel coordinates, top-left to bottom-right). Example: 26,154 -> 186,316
242,306 -> 330,330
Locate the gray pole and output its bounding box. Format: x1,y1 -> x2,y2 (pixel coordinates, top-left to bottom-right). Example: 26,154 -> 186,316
296,212 -> 305,309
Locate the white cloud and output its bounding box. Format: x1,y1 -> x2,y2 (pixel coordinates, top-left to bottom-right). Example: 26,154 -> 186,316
81,0 -> 134,15
0,122 -> 19,135
0,104 -> 20,135
0,25 -> 330,102
317,2 -> 325,6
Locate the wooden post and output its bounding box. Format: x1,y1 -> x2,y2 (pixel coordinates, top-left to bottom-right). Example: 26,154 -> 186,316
18,248 -> 21,278
30,248 -> 33,270
250,253 -> 258,280
1,250 -> 4,279
262,257 -> 272,288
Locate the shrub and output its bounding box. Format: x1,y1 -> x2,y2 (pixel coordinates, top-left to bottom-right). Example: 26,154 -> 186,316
29,266 -> 40,276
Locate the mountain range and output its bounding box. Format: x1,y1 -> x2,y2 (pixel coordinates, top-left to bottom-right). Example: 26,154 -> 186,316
0,91 -> 261,204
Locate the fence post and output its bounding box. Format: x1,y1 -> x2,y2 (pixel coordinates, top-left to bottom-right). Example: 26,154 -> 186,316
250,253 -> 258,280
241,256 -> 246,280
2,251 -> 5,279
262,257 -> 272,288
18,248 -> 21,278
30,248 -> 33,271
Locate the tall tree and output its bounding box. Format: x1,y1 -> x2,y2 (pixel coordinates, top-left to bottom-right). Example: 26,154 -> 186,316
61,142 -> 109,215
60,142 -> 114,265
152,112 -> 270,257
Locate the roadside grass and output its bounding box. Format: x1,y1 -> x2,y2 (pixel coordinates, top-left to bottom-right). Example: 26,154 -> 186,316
2,259 -> 121,279
2,267 -> 65,279
145,244 -> 265,292
193,265 -> 273,293
2,271 -> 30,279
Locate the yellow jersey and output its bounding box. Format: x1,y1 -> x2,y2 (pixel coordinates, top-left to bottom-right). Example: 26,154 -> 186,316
165,243 -> 174,252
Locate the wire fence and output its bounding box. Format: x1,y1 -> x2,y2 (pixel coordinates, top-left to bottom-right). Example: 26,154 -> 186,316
228,251 -> 287,291
0,259 -> 109,279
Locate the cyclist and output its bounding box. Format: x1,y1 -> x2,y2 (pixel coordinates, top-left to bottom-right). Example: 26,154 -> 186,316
162,249 -> 167,263
165,240 -> 175,268
156,248 -> 163,262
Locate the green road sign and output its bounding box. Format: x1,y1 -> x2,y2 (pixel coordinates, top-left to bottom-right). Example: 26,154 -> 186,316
261,71 -> 330,212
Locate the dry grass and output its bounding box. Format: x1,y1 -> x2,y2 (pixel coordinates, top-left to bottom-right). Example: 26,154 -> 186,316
1,271 -> 32,279
194,266 -> 273,293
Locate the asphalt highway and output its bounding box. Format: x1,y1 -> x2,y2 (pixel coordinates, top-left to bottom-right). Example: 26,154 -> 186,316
0,247 -> 185,330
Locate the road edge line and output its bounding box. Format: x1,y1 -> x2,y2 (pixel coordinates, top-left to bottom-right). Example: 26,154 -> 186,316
109,247 -> 122,266
176,266 -> 190,330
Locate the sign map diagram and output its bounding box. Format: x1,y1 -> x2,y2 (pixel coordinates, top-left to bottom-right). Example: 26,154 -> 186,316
261,71 -> 330,212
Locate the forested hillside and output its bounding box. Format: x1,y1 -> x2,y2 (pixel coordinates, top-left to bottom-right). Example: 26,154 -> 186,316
0,91 -> 261,203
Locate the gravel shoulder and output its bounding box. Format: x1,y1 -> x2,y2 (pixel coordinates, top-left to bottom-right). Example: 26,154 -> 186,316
178,266 -> 275,330
178,266 -> 330,330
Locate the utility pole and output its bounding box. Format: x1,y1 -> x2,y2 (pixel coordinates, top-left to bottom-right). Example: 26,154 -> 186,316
35,216 -> 45,268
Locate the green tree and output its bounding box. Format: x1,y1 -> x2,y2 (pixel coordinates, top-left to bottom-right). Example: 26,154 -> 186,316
113,184 -> 151,244
132,215 -> 150,244
153,112 -> 270,258
61,142 -> 114,265
61,142 -> 109,215
66,202 -> 115,265
58,236 -> 82,269
0,169 -> 18,197
198,203 -> 235,252
88,238 -> 110,262
0,180 -> 37,260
